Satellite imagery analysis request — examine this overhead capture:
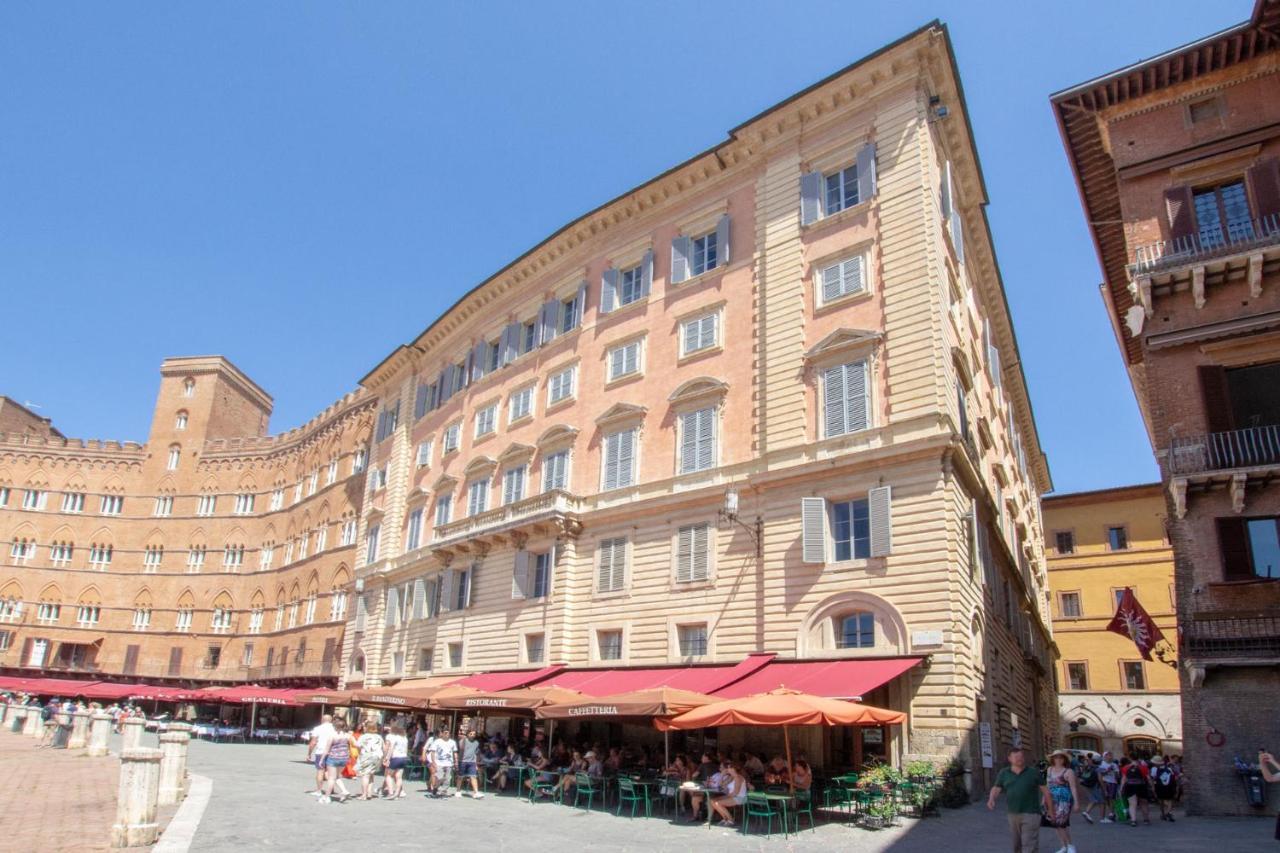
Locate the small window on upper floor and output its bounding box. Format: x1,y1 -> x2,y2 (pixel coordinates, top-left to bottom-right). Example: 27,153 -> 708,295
817,254 -> 867,306
175,411 -> 188,430
1055,531 -> 1075,555
1187,96 -> 1221,125
167,446 -> 181,471
443,422 -> 461,455
681,312 -> 718,357
607,340 -> 642,382
182,378 -> 195,397
1107,526 -> 1128,552
825,163 -> 860,214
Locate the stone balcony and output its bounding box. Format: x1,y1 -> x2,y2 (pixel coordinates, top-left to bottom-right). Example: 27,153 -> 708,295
430,489 -> 583,557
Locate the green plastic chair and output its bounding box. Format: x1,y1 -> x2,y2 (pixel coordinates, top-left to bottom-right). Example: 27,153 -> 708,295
656,775 -> 681,815
744,792 -> 784,837
792,789 -> 816,832
573,772 -> 603,811
529,772 -> 560,803
616,777 -> 651,818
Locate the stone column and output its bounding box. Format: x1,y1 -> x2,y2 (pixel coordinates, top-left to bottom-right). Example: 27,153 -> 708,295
121,717 -> 145,751
68,711 -> 91,749
24,707 -> 43,737
111,748 -> 162,848
88,711 -> 113,757
157,727 -> 190,805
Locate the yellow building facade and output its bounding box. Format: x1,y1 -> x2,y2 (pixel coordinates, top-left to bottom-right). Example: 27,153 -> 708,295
1043,483 -> 1181,757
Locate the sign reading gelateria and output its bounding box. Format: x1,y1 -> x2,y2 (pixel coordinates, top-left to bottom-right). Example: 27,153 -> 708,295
568,706 -> 619,717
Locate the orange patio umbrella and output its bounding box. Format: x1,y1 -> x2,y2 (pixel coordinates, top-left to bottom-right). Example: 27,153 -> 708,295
663,688 -> 907,791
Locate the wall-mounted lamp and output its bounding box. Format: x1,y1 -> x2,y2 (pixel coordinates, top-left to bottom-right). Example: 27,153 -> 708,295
717,487 -> 762,559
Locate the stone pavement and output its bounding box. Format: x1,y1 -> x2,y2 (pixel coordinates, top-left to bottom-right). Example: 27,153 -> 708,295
176,738 -> 1279,852
0,727 -> 178,852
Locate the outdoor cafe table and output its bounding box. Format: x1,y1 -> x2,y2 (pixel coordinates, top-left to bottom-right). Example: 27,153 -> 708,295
755,791 -> 796,838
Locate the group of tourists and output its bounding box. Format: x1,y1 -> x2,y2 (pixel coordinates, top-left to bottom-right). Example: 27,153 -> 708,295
988,745 -> 1186,853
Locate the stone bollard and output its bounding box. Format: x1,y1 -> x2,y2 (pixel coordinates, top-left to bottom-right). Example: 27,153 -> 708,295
111,748 -> 162,848
68,711 -> 91,749
88,711 -> 113,757
121,717 -> 145,751
157,727 -> 191,806
24,708 -> 43,737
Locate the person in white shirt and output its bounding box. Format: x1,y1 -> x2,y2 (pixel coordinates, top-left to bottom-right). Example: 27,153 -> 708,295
428,728 -> 459,797
307,714 -> 335,796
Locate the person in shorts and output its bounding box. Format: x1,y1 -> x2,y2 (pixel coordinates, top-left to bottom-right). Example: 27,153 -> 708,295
1150,755 -> 1179,822
382,723 -> 409,799
458,728 -> 485,798
1119,756 -> 1153,825
429,728 -> 458,797
1075,754 -> 1105,823
307,714 -> 335,796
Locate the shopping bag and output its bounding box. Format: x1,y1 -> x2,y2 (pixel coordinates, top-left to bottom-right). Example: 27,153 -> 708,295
1113,796 -> 1128,822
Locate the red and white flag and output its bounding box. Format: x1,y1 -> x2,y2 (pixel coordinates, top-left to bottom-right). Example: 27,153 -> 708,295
1106,587 -> 1165,661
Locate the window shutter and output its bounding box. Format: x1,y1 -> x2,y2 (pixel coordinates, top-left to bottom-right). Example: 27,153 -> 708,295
601,268 -> 618,313
697,408 -> 714,470
611,541 -> 626,591
512,550 -> 530,599
702,314 -> 716,349
671,236 -> 691,284
844,256 -> 864,294
691,525 -> 709,581
355,595 -> 367,631
603,432 -> 619,491
940,161 -> 954,220
439,367 -> 452,402
618,428 -> 635,487
1198,365 -> 1234,434
676,526 -> 693,582
385,587 -> 400,626
19,637 -> 32,666
413,578 -> 426,620
856,142 -> 877,202
846,360 -> 869,432
640,249 -> 653,297
821,263 -> 843,304
461,567 -> 474,609
679,411 -> 698,473
715,214 -> 731,265
414,384 -> 429,420
1247,158 -> 1280,222
1164,186 -> 1196,248
952,209 -> 966,266
970,504 -> 984,579
440,570 -> 455,612
472,341 -> 488,382
1217,517 -> 1253,580
800,170 -> 823,225
597,541 -> 613,592
801,497 -> 827,563
502,322 -> 519,365
540,299 -> 560,344
868,485 -> 892,557
573,281 -> 587,328
823,364 -> 846,438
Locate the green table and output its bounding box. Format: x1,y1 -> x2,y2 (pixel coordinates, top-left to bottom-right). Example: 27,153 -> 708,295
752,792 -> 795,838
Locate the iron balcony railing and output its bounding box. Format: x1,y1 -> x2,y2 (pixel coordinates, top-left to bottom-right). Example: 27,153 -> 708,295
1183,612 -> 1280,660
1169,424 -> 1280,475
1131,213 -> 1280,274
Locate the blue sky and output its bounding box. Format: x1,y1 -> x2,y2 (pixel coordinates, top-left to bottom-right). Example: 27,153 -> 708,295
0,2 -> 1242,493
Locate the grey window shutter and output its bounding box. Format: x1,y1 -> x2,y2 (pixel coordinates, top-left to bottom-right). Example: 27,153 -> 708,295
800,171 -> 823,225
868,485 -> 892,557
502,323 -> 518,365
512,550 -> 529,599
715,214 -> 731,266
540,299 -> 559,343
801,497 -> 827,563
440,570 -> 455,612
597,541 -> 612,591
952,210 -> 965,266
438,368 -> 450,402
472,341 -> 487,381
697,407 -> 715,470
413,578 -> 426,620
414,384 -> 429,420
640,249 -> 653,297
601,268 -> 618,313
618,428 -> 635,486
670,236 -> 690,284
821,263 -> 843,304
462,567 -> 474,608
612,541 -> 626,591
823,364 -> 846,438
856,142 -> 877,202
679,411 -> 698,473
940,161 -> 954,221
676,526 -> 693,582
603,433 -> 619,491
846,359 -> 869,432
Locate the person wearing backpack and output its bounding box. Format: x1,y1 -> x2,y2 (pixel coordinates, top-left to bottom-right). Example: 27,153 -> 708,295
1076,753 -> 1105,824
1119,755 -> 1154,826
1150,755 -> 1179,822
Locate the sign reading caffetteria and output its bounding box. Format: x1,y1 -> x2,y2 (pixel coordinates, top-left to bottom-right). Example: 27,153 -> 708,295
568,706 -> 619,717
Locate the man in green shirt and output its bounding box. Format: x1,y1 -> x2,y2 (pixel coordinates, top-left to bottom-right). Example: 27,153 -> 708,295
987,747 -> 1045,852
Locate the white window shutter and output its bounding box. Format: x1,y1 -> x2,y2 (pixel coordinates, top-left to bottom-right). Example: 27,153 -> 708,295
801,497 -> 827,564
857,142 -> 877,202
540,299 -> 560,344
970,505 -> 983,579
846,359 -> 870,433
612,541 -> 626,591
823,365 -> 846,438
618,428 -> 635,486
676,526 -> 693,582
512,550 -> 529,599
640,249 -> 653,297
602,433 -> 619,491
601,268 -> 618,313
354,595 -> 367,632
597,541 -> 612,592
800,170 -> 823,225
715,214 -> 731,265
671,236 -> 690,284
680,411 -> 698,473
413,578 -> 426,620
869,485 -> 892,557
440,570 -> 455,612
385,586 -> 400,626
691,525 -> 709,581
941,160 -> 955,221
462,566 -> 474,608
697,408 -> 714,470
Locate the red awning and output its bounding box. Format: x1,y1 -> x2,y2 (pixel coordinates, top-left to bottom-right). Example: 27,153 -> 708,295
197,686 -> 301,706
713,657 -> 924,700
536,653 -> 775,696
454,665 -> 565,692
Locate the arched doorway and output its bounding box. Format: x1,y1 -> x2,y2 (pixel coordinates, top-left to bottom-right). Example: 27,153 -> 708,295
1123,736 -> 1160,760
1067,733 -> 1102,753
